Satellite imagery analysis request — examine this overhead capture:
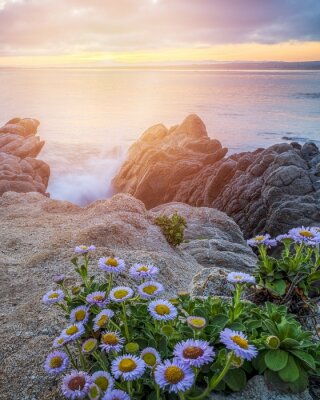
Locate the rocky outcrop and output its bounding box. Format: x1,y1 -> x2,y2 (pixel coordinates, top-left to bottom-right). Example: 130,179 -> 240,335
113,115 -> 320,237
0,118 -> 50,196
0,192 -> 255,400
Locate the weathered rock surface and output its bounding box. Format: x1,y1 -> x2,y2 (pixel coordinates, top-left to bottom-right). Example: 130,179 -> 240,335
0,118 -> 50,196
113,115 -> 320,237
0,192 -> 255,400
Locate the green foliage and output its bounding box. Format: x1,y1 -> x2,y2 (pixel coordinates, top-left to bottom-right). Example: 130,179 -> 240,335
154,211 -> 187,246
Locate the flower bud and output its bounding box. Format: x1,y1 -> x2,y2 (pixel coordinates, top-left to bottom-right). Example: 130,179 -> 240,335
72,286 -> 81,295
187,316 -> 207,330
53,274 -> 65,284
125,342 -> 140,354
266,335 -> 280,349
82,338 -> 97,354
231,354 -> 244,368
161,325 -> 174,336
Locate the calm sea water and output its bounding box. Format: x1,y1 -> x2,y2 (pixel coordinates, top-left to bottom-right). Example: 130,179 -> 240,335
0,68 -> 319,204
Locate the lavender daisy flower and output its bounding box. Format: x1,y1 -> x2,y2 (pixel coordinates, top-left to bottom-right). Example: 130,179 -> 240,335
173,339 -> 215,368
100,331 -> 125,353
155,359 -> 195,393
102,389 -> 130,400
88,384 -> 101,400
44,350 -> 69,375
99,257 -> 126,274
53,335 -> 67,348
42,289 -> 64,305
148,299 -> 178,321
276,234 -> 293,242
247,234 -> 277,248
186,316 -> 207,330
61,370 -> 92,399
111,354 -> 145,381
53,274 -> 65,284
138,281 -> 164,299
82,338 -> 97,354
70,305 -> 89,325
220,328 -> 258,361
75,245 -> 96,254
109,286 -> 134,303
93,309 -> 114,332
129,263 -> 159,281
86,291 -> 109,307
288,227 -> 320,245
92,371 -> 114,393
140,347 -> 161,368
62,323 -> 85,342
227,272 -> 256,285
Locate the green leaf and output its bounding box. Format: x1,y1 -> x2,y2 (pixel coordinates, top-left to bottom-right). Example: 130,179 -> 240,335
280,338 -> 300,349
289,349 -> 316,370
210,314 -> 229,328
224,368 -> 247,392
278,355 -> 300,383
265,349 -> 289,371
266,279 -> 286,295
288,367 -> 309,393
308,270 -> 320,283
252,351 -> 267,374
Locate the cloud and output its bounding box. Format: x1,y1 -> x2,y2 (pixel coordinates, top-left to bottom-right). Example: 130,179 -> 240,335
0,0 -> 319,57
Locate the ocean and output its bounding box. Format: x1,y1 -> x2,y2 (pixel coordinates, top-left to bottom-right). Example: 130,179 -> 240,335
1,68 -> 319,205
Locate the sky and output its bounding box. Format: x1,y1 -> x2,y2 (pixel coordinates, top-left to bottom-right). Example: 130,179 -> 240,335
0,0 -> 320,67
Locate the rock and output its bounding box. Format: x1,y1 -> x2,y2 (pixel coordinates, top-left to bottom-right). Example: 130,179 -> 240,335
113,115 -> 320,237
0,192 -> 255,400
211,375 -> 313,400
0,118 -> 50,196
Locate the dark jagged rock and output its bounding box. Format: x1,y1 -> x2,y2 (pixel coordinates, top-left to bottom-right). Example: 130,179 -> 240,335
0,118 -> 50,196
113,115 -> 320,237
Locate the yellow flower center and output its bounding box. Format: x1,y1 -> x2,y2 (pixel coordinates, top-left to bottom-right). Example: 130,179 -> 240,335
234,275 -> 244,280
164,366 -> 185,384
102,333 -> 118,345
231,335 -> 249,349
80,245 -> 88,250
106,258 -> 118,267
75,310 -> 86,322
155,304 -> 170,315
255,236 -> 265,241
95,376 -> 109,391
50,356 -> 63,368
142,353 -> 157,366
189,318 -> 205,328
114,290 -> 128,299
299,230 -> 313,238
183,346 -> 204,359
143,285 -> 158,295
89,385 -> 99,398
93,295 -> 105,302
57,337 -> 65,345
97,315 -> 109,327
68,376 -> 85,391
66,325 -> 79,335
137,266 -> 149,272
83,339 -> 96,352
119,358 -> 137,372
48,292 -> 59,299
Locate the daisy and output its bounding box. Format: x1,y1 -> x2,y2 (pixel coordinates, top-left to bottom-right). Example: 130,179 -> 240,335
129,263 -> 159,281
70,305 -> 89,325
93,309 -> 114,332
288,227 -> 320,245
99,257 -> 126,274
140,347 -> 161,368
62,323 -> 85,342
155,359 -> 194,393
92,371 -> 114,393
88,384 -> 101,400
42,289 -> 64,305
109,286 -> 134,303
44,350 -> 69,375
247,234 -> 277,248
82,338 -> 98,354
53,274 -> 65,284
61,371 -> 93,399
102,389 -> 130,400
186,316 -> 206,330
173,339 -> 215,368
220,328 -> 258,361
111,354 -> 145,381
53,335 -> 68,348
148,299 -> 178,321
86,291 -> 109,307
100,331 -> 125,353
75,245 -> 96,254
227,272 -> 256,284
138,281 -> 164,299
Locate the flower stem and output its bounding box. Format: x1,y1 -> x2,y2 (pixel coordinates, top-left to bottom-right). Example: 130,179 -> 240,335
155,384 -> 161,400
64,344 -> 78,369
126,381 -> 132,396
107,274 -> 113,296
77,340 -> 87,370
122,302 -> 130,341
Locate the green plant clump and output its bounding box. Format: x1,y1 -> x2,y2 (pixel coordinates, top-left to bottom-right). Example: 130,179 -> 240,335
154,212 -> 187,246
42,247 -> 320,399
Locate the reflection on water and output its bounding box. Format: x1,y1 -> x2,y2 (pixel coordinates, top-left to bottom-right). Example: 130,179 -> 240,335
0,68 -> 319,204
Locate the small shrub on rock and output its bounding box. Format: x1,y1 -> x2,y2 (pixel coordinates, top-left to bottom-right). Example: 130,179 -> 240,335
42,247 -> 320,399
154,212 -> 187,246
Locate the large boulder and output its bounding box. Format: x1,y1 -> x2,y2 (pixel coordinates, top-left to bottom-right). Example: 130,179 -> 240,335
113,115 -> 320,237
0,192 -> 255,400
0,118 -> 50,196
